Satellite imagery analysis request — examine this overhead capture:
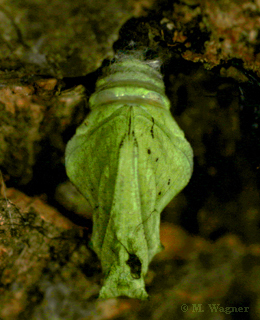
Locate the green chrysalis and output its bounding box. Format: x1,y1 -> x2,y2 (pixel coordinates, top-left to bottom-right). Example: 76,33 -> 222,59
65,55 -> 193,299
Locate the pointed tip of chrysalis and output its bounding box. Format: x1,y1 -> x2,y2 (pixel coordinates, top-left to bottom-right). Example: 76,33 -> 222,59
98,263 -> 149,300
99,285 -> 149,300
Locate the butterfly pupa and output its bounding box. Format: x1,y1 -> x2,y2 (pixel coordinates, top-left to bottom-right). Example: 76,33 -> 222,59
65,54 -> 193,300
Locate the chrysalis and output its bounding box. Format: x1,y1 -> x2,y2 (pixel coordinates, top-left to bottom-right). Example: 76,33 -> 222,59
65,54 -> 193,299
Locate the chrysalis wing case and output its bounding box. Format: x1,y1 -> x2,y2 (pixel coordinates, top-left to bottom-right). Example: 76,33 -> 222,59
65,55 -> 193,299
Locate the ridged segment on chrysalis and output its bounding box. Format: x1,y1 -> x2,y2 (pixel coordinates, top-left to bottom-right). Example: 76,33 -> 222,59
65,53 -> 193,299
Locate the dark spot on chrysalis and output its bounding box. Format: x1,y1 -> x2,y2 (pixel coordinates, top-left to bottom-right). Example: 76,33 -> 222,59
134,136 -> 138,147
127,254 -> 142,279
128,115 -> 132,135
151,117 -> 155,139
158,191 -> 161,195
168,179 -> 171,185
119,136 -> 125,148
95,205 -> 99,210
155,158 -> 159,162
147,149 -> 151,154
